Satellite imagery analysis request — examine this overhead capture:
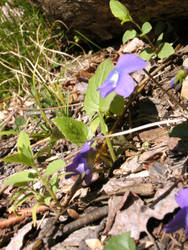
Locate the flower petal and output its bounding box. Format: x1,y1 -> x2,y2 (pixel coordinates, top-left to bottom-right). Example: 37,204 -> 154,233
84,168 -> 92,184
65,140 -> 95,184
80,141 -> 92,154
97,80 -> 116,98
73,141 -> 94,163
164,207 -> 187,234
170,77 -> 175,86
114,72 -> 135,97
76,162 -> 86,174
116,54 -> 147,73
65,163 -> 78,179
175,188 -> 188,208
97,69 -> 118,98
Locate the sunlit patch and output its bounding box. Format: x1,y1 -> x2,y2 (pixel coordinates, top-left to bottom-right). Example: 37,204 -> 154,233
110,71 -> 119,87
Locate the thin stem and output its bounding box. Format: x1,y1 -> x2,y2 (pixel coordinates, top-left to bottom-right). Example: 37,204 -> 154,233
132,21 -> 156,52
31,164 -> 62,210
41,175 -> 62,209
98,112 -> 116,162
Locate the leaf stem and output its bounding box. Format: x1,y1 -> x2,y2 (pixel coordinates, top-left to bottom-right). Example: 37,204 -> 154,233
32,164 -> 62,210
132,21 -> 156,52
98,113 -> 116,162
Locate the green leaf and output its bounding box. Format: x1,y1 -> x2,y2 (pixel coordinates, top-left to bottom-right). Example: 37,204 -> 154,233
14,193 -> 34,211
169,120 -> 188,139
90,117 -> 100,134
110,95 -> 125,115
139,47 -> 155,61
157,42 -> 174,59
10,188 -> 27,204
53,117 -> 90,145
0,130 -> 19,136
155,33 -> 164,47
17,132 -> 33,158
84,59 -> 115,119
122,29 -> 137,44
4,132 -> 35,167
44,195 -> 52,206
4,153 -> 35,167
14,116 -> 26,128
173,69 -> 187,85
140,22 -> 152,37
98,113 -> 108,135
104,232 -> 136,250
49,175 -> 59,194
45,159 -> 65,176
4,171 -> 37,186
109,0 -> 132,24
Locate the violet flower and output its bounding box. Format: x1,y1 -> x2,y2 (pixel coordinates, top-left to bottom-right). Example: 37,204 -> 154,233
65,141 -> 96,184
97,54 -> 147,98
170,77 -> 176,86
164,188 -> 188,236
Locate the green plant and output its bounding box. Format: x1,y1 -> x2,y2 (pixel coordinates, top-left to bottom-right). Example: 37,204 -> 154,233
3,132 -> 65,224
0,0 -> 70,117
109,0 -> 175,61
104,232 -> 136,250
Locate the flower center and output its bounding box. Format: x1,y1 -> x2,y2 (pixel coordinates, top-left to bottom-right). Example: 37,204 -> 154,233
110,71 -> 119,87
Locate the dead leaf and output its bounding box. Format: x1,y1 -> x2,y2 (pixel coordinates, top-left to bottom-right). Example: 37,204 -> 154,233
109,186 -> 179,240
51,226 -> 98,249
119,38 -> 145,54
103,177 -> 154,196
6,221 -> 33,250
104,193 -> 129,234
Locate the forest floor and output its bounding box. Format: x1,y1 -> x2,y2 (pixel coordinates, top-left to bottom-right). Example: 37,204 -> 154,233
0,41 -> 188,250
0,1 -> 188,250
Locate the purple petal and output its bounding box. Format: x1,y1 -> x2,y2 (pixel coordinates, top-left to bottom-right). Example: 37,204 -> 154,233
175,188 -> 188,208
97,80 -> 116,98
64,140 -> 95,184
73,141 -> 93,163
97,69 -> 118,98
116,54 -> 147,73
164,207 -> 188,234
76,162 -> 86,174
114,72 -> 135,97
80,141 -> 92,154
84,168 -> 92,184
170,77 -> 175,86
65,163 -> 77,179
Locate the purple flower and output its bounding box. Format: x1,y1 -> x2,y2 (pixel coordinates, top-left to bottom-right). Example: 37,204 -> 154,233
170,77 -> 175,86
97,54 -> 147,98
164,188 -> 188,235
65,141 -> 96,184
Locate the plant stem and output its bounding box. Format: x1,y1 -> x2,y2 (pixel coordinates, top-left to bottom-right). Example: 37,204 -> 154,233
98,112 -> 116,162
132,21 -> 156,52
32,164 -> 62,210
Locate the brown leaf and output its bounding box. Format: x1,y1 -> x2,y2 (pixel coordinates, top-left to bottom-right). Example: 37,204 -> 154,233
109,187 -> 179,240
103,177 -> 154,196
104,192 -> 129,234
